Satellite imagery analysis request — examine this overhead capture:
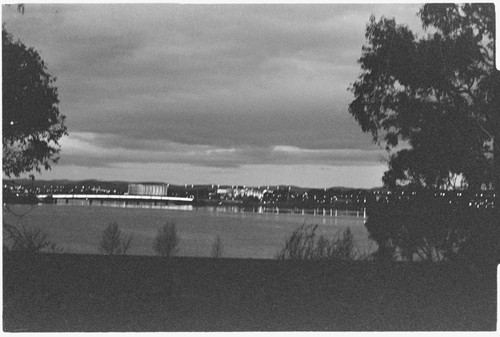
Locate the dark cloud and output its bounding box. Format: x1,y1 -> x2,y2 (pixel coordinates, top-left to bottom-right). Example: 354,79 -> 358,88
71,108 -> 377,150
2,3 -> 420,180
58,131 -> 385,170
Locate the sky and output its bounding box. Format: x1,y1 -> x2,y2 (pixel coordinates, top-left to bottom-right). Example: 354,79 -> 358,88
2,2 -> 425,188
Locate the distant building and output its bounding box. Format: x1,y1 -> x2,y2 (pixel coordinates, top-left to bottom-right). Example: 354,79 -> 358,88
216,187 -> 264,199
216,188 -> 231,195
128,183 -> 168,196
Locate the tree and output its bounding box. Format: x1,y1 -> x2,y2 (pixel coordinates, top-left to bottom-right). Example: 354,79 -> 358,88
153,222 -> 180,257
349,3 -> 497,191
349,4 -> 499,264
211,235 -> 224,258
3,27 -> 67,177
99,222 -> 133,255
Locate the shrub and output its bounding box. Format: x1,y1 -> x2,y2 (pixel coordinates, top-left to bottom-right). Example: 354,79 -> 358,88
364,192 -> 497,263
99,222 -> 133,255
276,224 -> 358,261
313,228 -> 356,261
276,224 -> 316,260
211,235 -> 223,258
153,222 -> 179,257
3,223 -> 62,254
458,211 -> 499,267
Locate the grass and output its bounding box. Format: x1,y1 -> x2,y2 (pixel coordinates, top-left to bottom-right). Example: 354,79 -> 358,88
3,252 -> 497,331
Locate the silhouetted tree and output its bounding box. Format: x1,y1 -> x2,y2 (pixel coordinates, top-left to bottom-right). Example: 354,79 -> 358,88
211,235 -> 223,258
153,222 -> 180,257
349,3 -> 497,191
3,27 -> 67,177
99,222 -> 133,255
350,4 -> 499,263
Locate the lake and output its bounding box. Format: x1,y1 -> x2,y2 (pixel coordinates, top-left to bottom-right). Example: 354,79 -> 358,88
3,203 -> 375,259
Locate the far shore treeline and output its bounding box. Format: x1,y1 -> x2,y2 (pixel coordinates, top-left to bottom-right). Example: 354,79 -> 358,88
3,178 -> 494,212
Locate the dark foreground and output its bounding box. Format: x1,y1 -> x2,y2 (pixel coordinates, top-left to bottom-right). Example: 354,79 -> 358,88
3,252 -> 497,331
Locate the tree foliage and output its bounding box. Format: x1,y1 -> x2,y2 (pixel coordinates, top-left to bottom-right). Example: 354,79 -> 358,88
3,28 -> 67,177
99,222 -> 133,255
351,4 -> 499,264
153,222 -> 180,258
211,235 -> 224,258
349,3 -> 497,190
3,223 -> 62,254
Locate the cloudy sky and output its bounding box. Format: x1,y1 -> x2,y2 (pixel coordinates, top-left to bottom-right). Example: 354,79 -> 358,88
3,3 -> 424,188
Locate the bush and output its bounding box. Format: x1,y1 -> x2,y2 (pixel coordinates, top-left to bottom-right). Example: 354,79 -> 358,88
99,222 -> 133,255
314,227 -> 356,260
458,211 -> 499,267
275,224 -> 358,261
211,235 -> 223,258
153,222 -> 179,257
3,223 -> 62,254
365,192 -> 498,264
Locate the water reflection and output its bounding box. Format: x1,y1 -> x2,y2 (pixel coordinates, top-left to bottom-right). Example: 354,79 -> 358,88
56,198 -> 194,211
55,198 -> 366,222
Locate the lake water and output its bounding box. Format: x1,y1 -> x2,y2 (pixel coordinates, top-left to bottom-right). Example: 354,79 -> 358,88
3,203 -> 375,259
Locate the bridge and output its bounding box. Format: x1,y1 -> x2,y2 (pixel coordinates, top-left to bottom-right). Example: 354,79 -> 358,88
36,194 -> 194,204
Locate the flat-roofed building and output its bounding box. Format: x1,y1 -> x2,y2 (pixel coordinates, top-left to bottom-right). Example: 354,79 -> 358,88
128,183 -> 168,196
